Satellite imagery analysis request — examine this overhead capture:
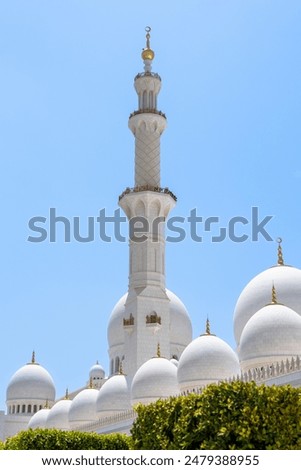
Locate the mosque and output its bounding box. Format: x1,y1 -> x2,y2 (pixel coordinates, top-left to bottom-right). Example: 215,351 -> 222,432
1,29 -> 301,441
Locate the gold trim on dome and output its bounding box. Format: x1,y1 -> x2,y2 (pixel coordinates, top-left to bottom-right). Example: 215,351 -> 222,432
277,237 -> 284,265
271,283 -> 278,304
141,26 -> 155,61
206,318 -> 211,335
157,343 -> 161,358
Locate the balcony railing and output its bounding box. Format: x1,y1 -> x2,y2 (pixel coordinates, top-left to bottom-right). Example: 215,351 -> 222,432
119,185 -> 177,202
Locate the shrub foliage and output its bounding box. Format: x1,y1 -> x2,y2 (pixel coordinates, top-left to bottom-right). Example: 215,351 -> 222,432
131,381 -> 301,450
3,428 -> 131,450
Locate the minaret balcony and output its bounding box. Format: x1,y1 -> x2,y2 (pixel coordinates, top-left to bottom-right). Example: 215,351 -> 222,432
119,185 -> 177,202
129,109 -> 166,119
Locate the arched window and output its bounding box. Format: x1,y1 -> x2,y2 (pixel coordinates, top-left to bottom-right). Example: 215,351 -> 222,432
28,404 -> 32,413
110,358 -> 114,375
149,91 -> 154,109
115,356 -> 120,373
143,90 -> 147,109
33,405 -> 37,413
22,404 -> 26,413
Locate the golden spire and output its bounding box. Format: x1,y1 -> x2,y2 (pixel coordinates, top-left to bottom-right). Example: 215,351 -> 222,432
277,237 -> 284,265
118,361 -> 123,375
88,377 -> 93,389
65,388 -> 69,400
157,343 -> 161,358
205,317 -> 211,335
44,399 -> 49,409
271,283 -> 278,304
31,350 -> 35,364
141,26 -> 155,61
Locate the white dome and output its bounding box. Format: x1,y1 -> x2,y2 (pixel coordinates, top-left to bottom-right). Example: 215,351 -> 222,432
131,357 -> 179,406
167,290 -> 192,355
239,303 -> 301,371
177,334 -> 240,392
69,388 -> 99,429
234,265 -> 301,347
46,399 -> 72,430
89,363 -> 105,380
96,374 -> 131,417
7,361 -> 55,402
107,294 -> 127,350
27,408 -> 50,429
107,290 -> 192,355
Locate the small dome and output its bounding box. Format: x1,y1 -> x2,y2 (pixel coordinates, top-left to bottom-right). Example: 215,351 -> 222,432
96,374 -> 131,417
131,357 -> 179,406
239,302 -> 301,371
46,399 -> 72,430
89,362 -> 105,379
27,408 -> 50,430
7,359 -> 55,403
234,265 -> 301,347
69,388 -> 99,429
177,334 -> 240,392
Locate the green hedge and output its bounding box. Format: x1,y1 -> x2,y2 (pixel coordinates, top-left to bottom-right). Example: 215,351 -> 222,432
3,428 -> 131,450
131,381 -> 301,450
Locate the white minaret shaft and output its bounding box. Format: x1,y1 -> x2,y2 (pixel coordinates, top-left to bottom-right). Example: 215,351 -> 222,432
117,29 -> 177,377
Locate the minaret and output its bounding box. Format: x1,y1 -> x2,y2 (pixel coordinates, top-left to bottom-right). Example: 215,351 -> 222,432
118,28 -> 177,378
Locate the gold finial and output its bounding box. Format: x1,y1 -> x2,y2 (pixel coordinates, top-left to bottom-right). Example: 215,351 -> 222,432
119,361 -> 123,375
277,237 -> 284,265
157,343 -> 161,358
206,317 -> 211,335
44,399 -> 49,409
31,350 -> 35,364
88,377 -> 93,389
271,283 -> 278,304
65,388 -> 69,400
142,26 -> 155,61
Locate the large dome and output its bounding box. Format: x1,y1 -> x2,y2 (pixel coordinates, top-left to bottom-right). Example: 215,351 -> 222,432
45,398 -> 72,430
233,264 -> 301,347
107,294 -> 128,349
177,333 -> 240,392
69,388 -> 99,429
131,356 -> 179,406
167,290 -> 192,356
107,289 -> 192,355
6,360 -> 55,403
96,374 -> 131,417
239,302 -> 301,371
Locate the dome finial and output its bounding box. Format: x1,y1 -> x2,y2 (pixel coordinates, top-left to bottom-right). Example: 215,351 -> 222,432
141,26 -> 155,67
157,343 -> 161,358
119,361 -> 123,375
277,237 -> 284,265
271,283 -> 278,304
31,350 -> 35,364
65,388 -> 69,400
88,377 -> 93,389
44,399 -> 49,409
206,317 -> 211,335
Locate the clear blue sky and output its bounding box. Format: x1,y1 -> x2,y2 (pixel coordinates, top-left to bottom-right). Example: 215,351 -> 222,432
0,1 -> 300,410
